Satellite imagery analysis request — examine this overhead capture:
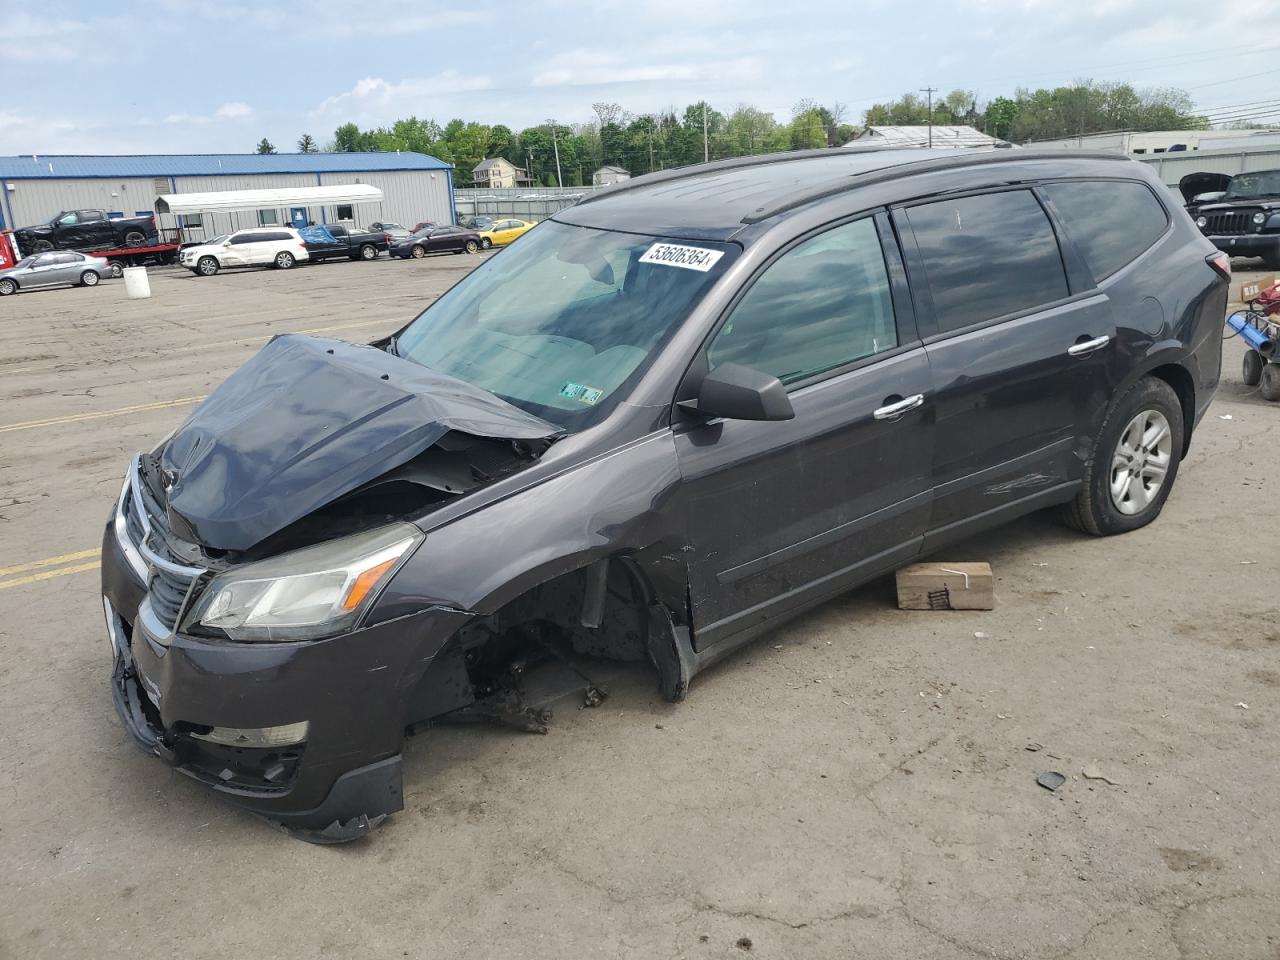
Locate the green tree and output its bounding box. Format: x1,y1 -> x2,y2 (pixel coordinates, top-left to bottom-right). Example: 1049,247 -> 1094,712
487,124 -> 516,161
297,133 -> 318,153
984,96 -> 1018,139
332,122 -> 370,152
255,138 -> 277,154
789,110 -> 827,150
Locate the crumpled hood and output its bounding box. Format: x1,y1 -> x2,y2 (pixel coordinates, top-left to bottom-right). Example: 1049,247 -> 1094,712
160,334 -> 560,551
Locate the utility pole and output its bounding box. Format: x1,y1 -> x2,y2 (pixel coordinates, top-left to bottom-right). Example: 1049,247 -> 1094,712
919,86 -> 937,148
702,103 -> 709,162
547,119 -> 563,188
647,117 -> 655,173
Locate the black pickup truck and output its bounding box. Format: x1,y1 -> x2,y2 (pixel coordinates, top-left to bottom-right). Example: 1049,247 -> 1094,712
299,224 -> 390,262
14,209 -> 158,254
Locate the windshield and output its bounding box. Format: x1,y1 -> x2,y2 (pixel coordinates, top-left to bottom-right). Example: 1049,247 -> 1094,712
203,235 -> 228,246
410,227 -> 433,239
1226,170 -> 1280,199
395,220 -> 736,428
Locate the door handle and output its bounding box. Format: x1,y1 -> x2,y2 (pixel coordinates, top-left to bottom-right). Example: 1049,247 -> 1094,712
1067,334 -> 1111,357
873,393 -> 924,420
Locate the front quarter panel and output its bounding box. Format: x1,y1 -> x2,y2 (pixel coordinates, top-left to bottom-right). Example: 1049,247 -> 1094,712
370,427 -> 685,622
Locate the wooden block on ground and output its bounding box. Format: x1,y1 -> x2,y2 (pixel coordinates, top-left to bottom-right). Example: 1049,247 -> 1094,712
895,562 -> 994,611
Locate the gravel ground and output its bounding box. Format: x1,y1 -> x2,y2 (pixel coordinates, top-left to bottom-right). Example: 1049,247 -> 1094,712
0,254 -> 1276,959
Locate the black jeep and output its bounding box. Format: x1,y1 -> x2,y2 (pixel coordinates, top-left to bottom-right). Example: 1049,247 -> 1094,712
1184,169 -> 1280,269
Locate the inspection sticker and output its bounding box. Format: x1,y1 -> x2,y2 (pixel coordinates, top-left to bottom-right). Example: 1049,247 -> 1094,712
638,242 -> 724,272
560,382 -> 604,404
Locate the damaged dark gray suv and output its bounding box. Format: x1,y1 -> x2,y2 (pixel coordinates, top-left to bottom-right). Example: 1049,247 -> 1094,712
102,148 -> 1227,841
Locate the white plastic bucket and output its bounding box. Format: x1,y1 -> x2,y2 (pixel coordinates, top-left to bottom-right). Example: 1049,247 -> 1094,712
123,266 -> 151,300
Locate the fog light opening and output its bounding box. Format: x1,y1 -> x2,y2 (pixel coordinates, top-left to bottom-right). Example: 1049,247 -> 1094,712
188,720 -> 310,748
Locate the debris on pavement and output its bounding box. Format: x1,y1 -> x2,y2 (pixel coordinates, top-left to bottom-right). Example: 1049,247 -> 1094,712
1026,743 -> 1044,752
1037,771 -> 1067,791
1081,762 -> 1122,785
1236,701 -> 1250,709
896,561 -> 995,610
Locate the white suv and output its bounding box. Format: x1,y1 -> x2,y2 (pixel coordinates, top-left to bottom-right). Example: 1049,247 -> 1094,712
180,228 -> 309,276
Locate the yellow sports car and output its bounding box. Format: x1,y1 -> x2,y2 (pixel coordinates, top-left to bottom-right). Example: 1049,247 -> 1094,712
477,218 -> 536,249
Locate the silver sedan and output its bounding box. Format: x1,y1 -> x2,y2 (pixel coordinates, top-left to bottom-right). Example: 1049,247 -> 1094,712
0,251 -> 112,296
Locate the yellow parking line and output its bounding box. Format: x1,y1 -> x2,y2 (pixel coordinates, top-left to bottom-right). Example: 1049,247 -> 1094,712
0,548 -> 101,579
0,560 -> 101,591
0,396 -> 205,434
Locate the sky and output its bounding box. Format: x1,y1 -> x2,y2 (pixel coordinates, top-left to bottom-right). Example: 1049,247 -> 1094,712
3,0 -> 1279,156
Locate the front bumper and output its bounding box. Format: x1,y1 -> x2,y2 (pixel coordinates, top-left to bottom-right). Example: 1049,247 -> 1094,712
100,516 -> 471,841
1204,233 -> 1280,257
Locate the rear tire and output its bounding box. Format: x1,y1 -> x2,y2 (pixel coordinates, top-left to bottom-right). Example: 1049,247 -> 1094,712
1261,363 -> 1280,402
274,251 -> 296,269
0,278 -> 16,296
1062,376 -> 1183,536
411,245 -> 425,259
196,256 -> 219,276
108,262 -> 125,278
80,270 -> 100,287
1243,349 -> 1264,387
359,244 -> 377,261
123,230 -> 146,248
464,240 -> 479,254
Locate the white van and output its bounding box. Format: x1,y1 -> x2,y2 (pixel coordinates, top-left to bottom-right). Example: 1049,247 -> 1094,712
179,228 -> 309,276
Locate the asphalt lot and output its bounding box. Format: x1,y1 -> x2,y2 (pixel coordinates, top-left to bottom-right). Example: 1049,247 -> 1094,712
1,253 -> 1278,959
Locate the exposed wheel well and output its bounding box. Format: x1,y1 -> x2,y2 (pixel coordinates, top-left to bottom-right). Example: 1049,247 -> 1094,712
1147,363 -> 1195,456
404,556 -> 658,728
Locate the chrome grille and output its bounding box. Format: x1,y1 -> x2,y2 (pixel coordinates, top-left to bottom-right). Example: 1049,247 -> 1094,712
114,456 -> 207,637
149,566 -> 196,631
1202,210 -> 1259,236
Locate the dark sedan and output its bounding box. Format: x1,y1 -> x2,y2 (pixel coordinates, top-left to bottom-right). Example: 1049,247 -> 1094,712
391,225 -> 482,259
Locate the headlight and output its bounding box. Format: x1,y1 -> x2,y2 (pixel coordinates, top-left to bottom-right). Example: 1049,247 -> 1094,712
1254,212 -> 1267,225
1195,215 -> 1208,228
183,522 -> 422,642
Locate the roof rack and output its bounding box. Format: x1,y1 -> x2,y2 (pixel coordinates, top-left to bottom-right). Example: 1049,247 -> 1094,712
741,148 -> 1131,224
577,146 -> 1132,225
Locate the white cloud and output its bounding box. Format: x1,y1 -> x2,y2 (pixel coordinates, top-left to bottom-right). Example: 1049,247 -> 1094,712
313,73 -> 494,123
6,12 -> 91,61
215,102 -> 254,120
164,103 -> 255,125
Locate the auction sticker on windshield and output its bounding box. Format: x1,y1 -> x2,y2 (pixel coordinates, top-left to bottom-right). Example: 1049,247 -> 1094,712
639,242 -> 725,272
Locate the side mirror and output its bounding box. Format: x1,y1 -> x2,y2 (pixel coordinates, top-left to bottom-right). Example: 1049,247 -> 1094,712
222,241 -> 232,247
690,362 -> 794,421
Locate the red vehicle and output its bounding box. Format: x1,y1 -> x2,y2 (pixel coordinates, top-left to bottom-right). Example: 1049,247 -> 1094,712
0,231 -> 18,271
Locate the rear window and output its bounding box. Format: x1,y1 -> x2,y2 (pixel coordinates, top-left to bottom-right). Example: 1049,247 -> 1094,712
1040,180 -> 1169,280
905,190 -> 1069,334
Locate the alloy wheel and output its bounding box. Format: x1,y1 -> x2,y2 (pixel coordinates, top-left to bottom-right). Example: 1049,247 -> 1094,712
1109,409 -> 1172,515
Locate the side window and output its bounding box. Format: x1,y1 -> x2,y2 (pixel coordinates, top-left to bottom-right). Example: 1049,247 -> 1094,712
905,190 -> 1069,334
1040,180 -> 1169,281
58,212 -> 79,225
707,217 -> 898,385
228,234 -> 254,245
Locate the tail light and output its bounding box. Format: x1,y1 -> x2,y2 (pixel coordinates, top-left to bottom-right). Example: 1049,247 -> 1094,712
1207,251 -> 1231,281
384,233 -> 390,244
